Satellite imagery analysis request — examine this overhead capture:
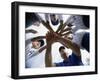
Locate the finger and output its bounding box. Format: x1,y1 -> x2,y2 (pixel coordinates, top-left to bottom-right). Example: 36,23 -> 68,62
60,27 -> 72,34
58,22 -> 68,33
64,34 -> 73,40
61,30 -> 73,36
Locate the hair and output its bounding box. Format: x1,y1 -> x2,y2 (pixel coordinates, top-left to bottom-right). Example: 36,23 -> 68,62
38,40 -> 44,47
31,39 -> 44,47
26,13 -> 40,27
82,15 -> 89,28
50,14 -> 59,25
59,46 -> 65,52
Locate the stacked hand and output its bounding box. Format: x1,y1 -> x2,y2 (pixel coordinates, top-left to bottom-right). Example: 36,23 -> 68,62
46,32 -> 60,44
38,18 -> 73,47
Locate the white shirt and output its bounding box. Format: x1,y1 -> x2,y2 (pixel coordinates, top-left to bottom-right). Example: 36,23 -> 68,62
72,29 -> 89,49
25,23 -> 47,68
25,23 -> 48,40
25,42 -> 46,68
25,45 -> 40,68
65,15 -> 88,33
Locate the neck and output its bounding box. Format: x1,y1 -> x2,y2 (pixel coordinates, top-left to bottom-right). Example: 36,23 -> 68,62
63,55 -> 68,60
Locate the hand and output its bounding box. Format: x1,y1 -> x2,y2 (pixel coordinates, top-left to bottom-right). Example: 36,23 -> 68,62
58,27 -> 73,40
46,32 -> 58,44
38,45 -> 47,53
46,32 -> 53,44
59,27 -> 72,34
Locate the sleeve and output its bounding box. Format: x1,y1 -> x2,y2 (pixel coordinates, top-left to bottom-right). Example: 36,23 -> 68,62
65,15 -> 75,25
45,13 -> 49,22
72,30 -> 85,47
70,52 -> 83,65
58,15 -> 63,21
55,62 -> 64,67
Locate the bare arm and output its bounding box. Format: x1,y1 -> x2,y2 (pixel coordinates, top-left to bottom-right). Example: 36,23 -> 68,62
56,26 -> 81,57
38,45 -> 46,53
45,32 -> 56,67
36,13 -> 54,32
25,29 -> 37,34
45,43 -> 53,67
41,21 -> 54,32
52,32 -> 81,57
30,36 -> 46,41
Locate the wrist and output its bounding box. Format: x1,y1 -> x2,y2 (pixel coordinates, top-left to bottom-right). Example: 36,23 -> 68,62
57,36 -> 62,42
47,42 -> 52,46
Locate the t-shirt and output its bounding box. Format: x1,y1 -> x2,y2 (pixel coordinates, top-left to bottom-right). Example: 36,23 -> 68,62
25,23 -> 47,68
55,52 -> 83,67
72,29 -> 89,49
65,15 -> 87,33
25,46 -> 46,68
25,48 -> 40,68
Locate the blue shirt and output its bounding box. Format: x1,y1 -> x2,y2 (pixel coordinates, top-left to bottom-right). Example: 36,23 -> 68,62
55,52 -> 83,67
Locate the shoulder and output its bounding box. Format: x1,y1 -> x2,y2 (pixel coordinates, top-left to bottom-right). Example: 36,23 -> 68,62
69,52 -> 82,61
54,62 -> 64,67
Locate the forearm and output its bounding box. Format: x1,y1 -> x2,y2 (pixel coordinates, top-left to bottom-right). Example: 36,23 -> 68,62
45,43 -> 52,67
25,29 -> 37,33
31,36 -> 46,41
38,45 -> 46,53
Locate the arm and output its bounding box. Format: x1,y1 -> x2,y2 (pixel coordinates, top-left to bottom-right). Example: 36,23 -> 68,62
52,32 -> 81,57
25,29 -> 37,34
57,16 -> 74,34
30,36 -> 46,41
58,37 -> 81,57
55,26 -> 81,57
45,43 -> 52,67
45,32 -> 56,67
41,21 -> 54,32
38,45 -> 46,53
36,13 -> 54,32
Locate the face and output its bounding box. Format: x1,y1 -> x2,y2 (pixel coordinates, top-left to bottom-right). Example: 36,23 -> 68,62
50,14 -> 59,22
60,49 -> 67,59
33,21 -> 40,26
32,40 -> 41,49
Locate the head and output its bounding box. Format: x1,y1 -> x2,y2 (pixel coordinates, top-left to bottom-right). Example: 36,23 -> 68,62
67,15 -> 89,33
50,14 -> 59,25
26,13 -> 40,27
33,21 -> 40,26
82,15 -> 89,28
31,39 -> 44,49
59,46 -> 68,59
